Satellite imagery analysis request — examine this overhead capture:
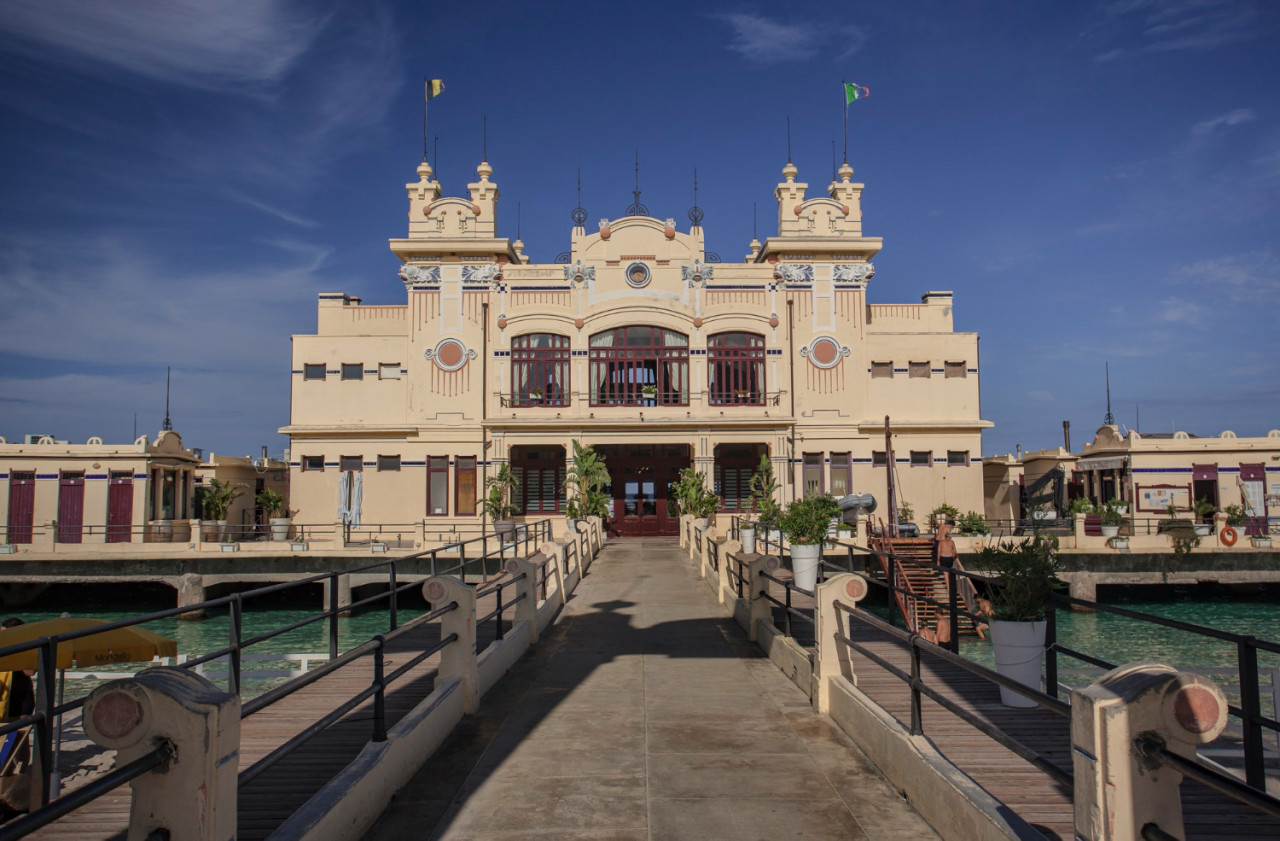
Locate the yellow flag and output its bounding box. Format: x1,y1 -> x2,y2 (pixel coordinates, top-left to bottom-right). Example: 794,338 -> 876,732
426,79 -> 445,100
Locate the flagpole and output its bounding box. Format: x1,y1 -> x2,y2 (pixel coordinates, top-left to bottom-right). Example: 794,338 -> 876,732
423,77 -> 429,162
842,80 -> 848,164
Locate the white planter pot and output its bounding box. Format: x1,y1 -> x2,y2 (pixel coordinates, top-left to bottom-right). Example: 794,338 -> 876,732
1100,525 -> 1120,538
269,518 -> 290,541
216,520 -> 230,543
739,527 -> 756,554
790,543 -> 822,592
1109,537 -> 1129,550
1252,537 -> 1273,549
1193,524 -> 1212,537
988,619 -> 1047,708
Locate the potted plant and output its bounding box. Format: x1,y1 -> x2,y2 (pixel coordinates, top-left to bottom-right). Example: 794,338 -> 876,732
779,494 -> 841,591
1107,497 -> 1128,515
1099,499 -> 1125,539
483,463 -> 520,541
1067,497 -> 1095,518
957,510 -> 990,536
1223,503 -> 1247,528
641,384 -> 657,399
528,387 -> 544,403
674,468 -> 720,529
1160,502 -> 1201,558
976,535 -> 1062,707
1192,497 -> 1216,537
197,479 -> 245,543
563,441 -> 610,532
931,503 -> 960,532
256,488 -> 292,541
747,454 -> 781,550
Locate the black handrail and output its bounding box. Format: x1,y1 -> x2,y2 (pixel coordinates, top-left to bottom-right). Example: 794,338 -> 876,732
0,519 -> 555,831
1135,735 -> 1280,821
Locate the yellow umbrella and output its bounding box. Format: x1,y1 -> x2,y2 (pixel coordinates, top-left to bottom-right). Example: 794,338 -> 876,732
0,617 -> 178,671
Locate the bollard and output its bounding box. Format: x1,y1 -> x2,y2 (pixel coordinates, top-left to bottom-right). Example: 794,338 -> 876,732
699,528 -> 718,580
718,542 -> 738,605
813,574 -> 868,713
745,555 -> 780,642
83,667 -> 239,841
503,555 -> 542,643
1072,662 -> 1228,841
423,576 -> 479,714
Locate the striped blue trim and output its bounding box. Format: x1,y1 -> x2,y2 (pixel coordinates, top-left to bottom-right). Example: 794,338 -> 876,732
0,474 -> 6,480
851,458 -> 873,464
324,461 -> 340,467
462,285 -> 490,291
401,461 -> 427,466
931,369 -> 945,374
967,368 -> 979,373
1132,467 -> 1193,474
291,369 -> 303,374
691,349 -> 707,356
493,351 -> 511,357
409,284 -> 440,291
134,473 -> 148,480
571,350 -> 588,357
289,462 -> 300,467
706,284 -> 766,291
86,474 -> 109,480
326,369 -> 340,375
893,368 -> 908,373
363,369 -> 377,374
785,284 -> 812,290
511,286 -> 570,292
36,474 -> 58,479
766,349 -> 783,356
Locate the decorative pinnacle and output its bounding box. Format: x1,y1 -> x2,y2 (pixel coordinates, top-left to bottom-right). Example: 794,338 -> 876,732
688,167 -> 704,227
570,168 -> 587,226
625,149 -> 648,217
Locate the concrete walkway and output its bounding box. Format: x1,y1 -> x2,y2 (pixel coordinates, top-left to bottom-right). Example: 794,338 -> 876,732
366,538 -> 939,840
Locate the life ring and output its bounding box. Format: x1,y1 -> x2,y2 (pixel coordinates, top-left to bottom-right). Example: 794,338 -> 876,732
1221,526 -> 1238,546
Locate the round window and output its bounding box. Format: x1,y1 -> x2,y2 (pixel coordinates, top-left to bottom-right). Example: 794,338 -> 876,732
431,338 -> 469,371
807,336 -> 843,369
625,261 -> 651,288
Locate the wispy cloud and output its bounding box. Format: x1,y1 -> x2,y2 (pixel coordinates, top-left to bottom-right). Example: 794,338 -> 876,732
1191,108 -> 1256,137
226,191 -> 320,228
716,12 -> 867,64
1168,250 -> 1279,302
0,0 -> 328,93
1091,0 -> 1266,55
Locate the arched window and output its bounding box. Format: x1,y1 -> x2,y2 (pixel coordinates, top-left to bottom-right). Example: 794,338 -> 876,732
708,332 -> 765,405
589,326 -> 689,406
511,333 -> 570,407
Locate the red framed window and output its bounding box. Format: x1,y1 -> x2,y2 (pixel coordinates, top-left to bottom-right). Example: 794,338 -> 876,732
589,326 -> 688,406
427,457 -> 449,516
456,457 -> 478,516
511,334 -> 570,407
708,332 -> 765,405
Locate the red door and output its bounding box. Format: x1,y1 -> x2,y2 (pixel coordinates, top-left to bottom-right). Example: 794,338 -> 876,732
57,472 -> 85,543
107,472 -> 134,543
6,472 -> 35,544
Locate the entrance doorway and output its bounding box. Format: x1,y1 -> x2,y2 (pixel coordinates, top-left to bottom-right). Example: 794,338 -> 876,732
596,445 -> 690,537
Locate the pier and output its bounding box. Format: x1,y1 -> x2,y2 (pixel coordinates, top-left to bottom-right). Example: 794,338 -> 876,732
1,519 -> 1278,840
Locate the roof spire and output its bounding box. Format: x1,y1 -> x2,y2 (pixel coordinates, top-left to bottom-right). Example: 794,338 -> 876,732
570,167 -> 587,227
625,149 -> 648,216
688,167 -> 704,227
786,116 -> 792,164
161,366 -> 173,431
1104,362 -> 1115,426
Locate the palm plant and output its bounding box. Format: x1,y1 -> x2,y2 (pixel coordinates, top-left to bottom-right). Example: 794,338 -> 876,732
747,454 -> 780,531
256,488 -> 290,519
483,463 -> 520,520
198,479 -> 245,521
563,441 -> 610,519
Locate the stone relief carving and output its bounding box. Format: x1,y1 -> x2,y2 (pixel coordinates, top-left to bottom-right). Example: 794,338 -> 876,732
461,264 -> 502,283
681,261 -> 713,285
833,263 -> 875,283
775,263 -> 814,283
564,261 -> 596,283
399,264 -> 441,286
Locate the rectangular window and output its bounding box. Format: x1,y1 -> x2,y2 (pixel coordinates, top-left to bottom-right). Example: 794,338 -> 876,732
910,451 -> 931,467
871,361 -> 893,378
456,457 -> 477,516
802,453 -> 823,498
945,361 -> 966,378
302,456 -> 324,471
342,363 -> 363,381
829,453 -> 851,498
872,451 -> 887,467
303,363 -> 326,381
340,456 -> 363,472
379,363 -> 402,380
909,361 -> 930,378
377,455 -> 400,472
947,450 -> 969,466
427,457 -> 449,516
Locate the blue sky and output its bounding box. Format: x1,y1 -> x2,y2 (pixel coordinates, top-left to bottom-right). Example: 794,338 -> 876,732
1,1 -> 1277,459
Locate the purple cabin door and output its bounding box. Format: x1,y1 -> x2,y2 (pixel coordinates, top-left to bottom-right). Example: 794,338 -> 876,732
107,472 -> 134,543
57,472 -> 85,543
7,472 -> 36,544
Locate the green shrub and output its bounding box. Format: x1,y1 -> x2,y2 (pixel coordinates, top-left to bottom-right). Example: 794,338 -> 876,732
957,510 -> 988,535
975,535 -> 1062,621
780,495 -> 841,546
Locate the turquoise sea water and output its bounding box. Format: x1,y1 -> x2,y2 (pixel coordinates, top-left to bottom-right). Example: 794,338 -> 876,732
10,583 -> 1280,706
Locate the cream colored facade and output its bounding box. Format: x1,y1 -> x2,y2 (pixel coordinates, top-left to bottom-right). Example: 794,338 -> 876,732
194,452 -> 290,535
282,155 -> 990,537
1,430 -> 199,546
1078,425 -> 1279,527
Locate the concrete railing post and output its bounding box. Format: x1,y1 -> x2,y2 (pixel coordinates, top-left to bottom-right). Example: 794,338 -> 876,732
813,573 -> 868,713
540,540 -> 571,588
1072,662 -> 1228,841
1074,512 -> 1087,543
503,554 -> 542,643
745,554 -> 780,642
718,544 -> 737,604
83,667 -> 239,841
423,576 -> 479,714
699,528 -> 718,580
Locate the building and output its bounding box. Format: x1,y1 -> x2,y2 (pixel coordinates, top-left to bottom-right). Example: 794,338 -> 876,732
1,430 -> 199,546
193,451 -> 290,539
282,154 -> 990,538
1077,425 -> 1279,532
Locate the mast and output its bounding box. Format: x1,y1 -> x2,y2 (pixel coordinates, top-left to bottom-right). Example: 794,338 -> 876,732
885,415 -> 898,537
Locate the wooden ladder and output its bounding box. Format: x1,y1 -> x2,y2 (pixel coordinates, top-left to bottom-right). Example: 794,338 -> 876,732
869,537 -> 985,639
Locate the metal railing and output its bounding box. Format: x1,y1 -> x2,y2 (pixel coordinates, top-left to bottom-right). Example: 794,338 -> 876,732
0,519 -> 554,837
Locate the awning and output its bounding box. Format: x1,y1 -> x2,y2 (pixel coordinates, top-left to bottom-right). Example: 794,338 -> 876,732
1077,456 -> 1127,471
